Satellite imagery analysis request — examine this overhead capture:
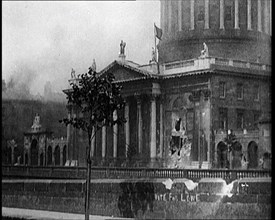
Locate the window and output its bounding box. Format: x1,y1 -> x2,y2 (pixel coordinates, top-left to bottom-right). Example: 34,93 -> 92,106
198,6 -> 204,21
254,84 -> 259,101
219,82 -> 226,98
225,5 -> 232,21
237,83 -> 244,100
219,108 -> 228,130
236,109 -> 244,129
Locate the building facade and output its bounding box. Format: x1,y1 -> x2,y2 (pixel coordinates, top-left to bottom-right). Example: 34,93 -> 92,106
64,0 -> 271,169
23,114 -> 68,166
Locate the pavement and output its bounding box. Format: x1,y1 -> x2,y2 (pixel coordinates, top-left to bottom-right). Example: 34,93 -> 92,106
2,207 -> 132,220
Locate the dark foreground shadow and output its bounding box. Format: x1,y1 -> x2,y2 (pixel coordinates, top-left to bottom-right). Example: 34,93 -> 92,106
118,181 -> 155,218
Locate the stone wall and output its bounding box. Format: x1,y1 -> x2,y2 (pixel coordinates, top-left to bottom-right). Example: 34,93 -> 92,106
2,178 -> 271,219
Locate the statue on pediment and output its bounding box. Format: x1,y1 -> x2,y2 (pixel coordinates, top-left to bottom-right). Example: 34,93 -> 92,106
200,42 -> 209,58
71,68 -> 76,79
31,113 -> 41,132
120,40 -> 126,55
91,59 -> 96,72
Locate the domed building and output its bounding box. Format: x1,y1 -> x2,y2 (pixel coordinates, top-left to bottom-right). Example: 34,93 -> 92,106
64,0 -> 271,169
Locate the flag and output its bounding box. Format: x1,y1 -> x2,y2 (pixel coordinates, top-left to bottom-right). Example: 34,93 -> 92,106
154,23 -> 162,40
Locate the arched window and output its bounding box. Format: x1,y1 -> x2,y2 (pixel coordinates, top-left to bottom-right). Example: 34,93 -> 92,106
6,147 -> 12,165
247,141 -> 258,169
30,139 -> 38,165
62,145 -> 67,166
40,153 -> 44,166
217,141 -> 228,168
25,153 -> 28,165
231,142 -> 242,169
54,145 -> 60,166
47,146 -> 52,166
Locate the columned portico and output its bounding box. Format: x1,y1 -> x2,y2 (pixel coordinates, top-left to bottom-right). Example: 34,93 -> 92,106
150,95 -> 157,166
113,111 -> 118,159
159,97 -> 164,159
102,126 -> 106,159
124,102 -> 130,158
257,0 -> 262,32
66,106 -> 72,160
136,96 -> 142,154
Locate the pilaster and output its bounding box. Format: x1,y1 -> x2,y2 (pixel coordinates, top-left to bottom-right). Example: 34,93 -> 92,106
220,0 -> 225,29
204,0 -> 209,29
234,0 -> 239,29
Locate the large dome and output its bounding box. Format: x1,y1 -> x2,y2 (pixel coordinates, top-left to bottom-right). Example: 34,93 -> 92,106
158,0 -> 271,64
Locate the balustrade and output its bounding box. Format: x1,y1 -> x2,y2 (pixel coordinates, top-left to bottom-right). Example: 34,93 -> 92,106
163,57 -> 271,75
2,165 -> 271,182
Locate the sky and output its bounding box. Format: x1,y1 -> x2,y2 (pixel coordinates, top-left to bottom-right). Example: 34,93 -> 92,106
2,1 -> 160,95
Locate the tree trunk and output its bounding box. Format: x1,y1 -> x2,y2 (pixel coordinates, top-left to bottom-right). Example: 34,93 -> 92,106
85,130 -> 93,220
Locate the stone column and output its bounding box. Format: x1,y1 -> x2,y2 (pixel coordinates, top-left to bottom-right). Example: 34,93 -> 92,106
264,0 -> 269,34
66,106 -> 72,160
159,99 -> 164,159
168,0 -> 172,33
247,0 -> 252,30
8,140 -> 17,165
204,0 -> 210,29
52,146 -> 55,166
136,97 -> 142,154
113,111 -> 118,159
234,0 -> 239,29
178,0 -> 182,31
257,0 -> 262,32
11,146 -> 15,165
102,126 -> 106,159
124,102 -> 130,158
220,0 -> 225,29
60,146 -> 63,166
190,0 -> 195,30
150,95 -> 157,166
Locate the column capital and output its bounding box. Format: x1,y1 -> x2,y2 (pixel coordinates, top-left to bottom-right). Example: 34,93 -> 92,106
189,90 -> 201,102
134,93 -> 142,104
149,94 -> 159,101
202,89 -> 211,101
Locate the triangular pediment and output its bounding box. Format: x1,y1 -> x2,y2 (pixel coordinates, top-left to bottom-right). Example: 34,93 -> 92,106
100,60 -> 151,82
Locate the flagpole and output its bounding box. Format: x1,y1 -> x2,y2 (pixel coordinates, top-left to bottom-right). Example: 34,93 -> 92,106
154,23 -> 160,74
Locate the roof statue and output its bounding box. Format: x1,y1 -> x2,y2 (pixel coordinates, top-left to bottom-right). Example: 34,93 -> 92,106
120,40 -> 126,55
200,42 -> 209,58
91,59 -> 96,72
71,68 -> 76,79
31,113 -> 42,132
